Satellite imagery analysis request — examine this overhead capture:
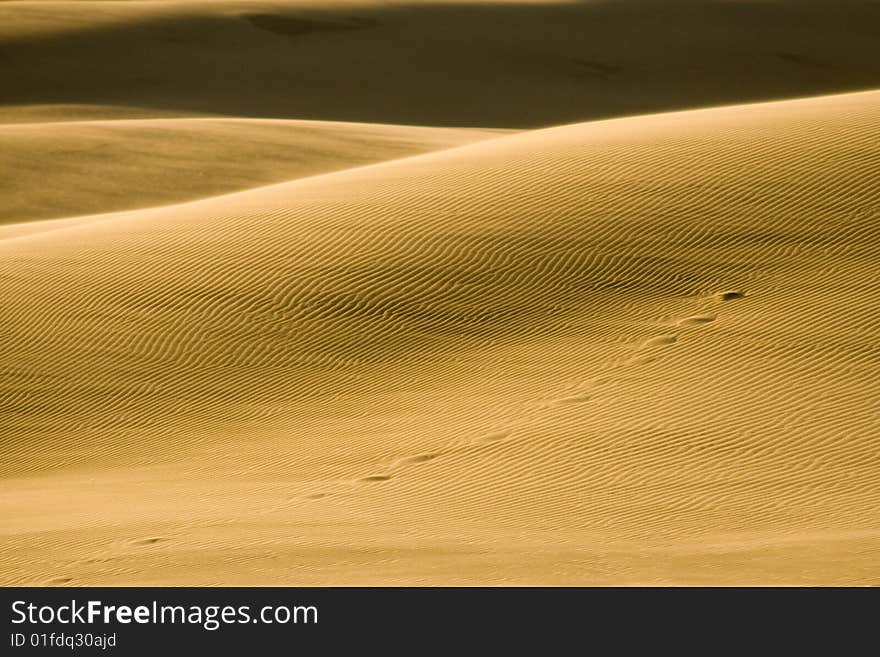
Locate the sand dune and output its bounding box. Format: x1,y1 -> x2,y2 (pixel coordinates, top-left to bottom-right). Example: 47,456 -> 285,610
0,117 -> 502,224
2,90 -> 878,585
3,0 -> 880,125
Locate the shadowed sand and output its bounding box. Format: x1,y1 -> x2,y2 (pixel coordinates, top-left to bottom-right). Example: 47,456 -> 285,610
2,0 -> 880,125
0,118 -> 504,224
1,89 -> 878,585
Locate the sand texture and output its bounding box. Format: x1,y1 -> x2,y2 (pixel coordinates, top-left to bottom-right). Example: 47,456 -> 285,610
1,0 -> 878,586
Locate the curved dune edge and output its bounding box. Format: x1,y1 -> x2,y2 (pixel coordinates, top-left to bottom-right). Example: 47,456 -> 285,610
1,90 -> 878,585
0,117 -> 506,225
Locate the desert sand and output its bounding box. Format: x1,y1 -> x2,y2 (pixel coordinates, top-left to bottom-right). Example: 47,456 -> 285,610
1,0 -> 878,586
0,118 -> 504,224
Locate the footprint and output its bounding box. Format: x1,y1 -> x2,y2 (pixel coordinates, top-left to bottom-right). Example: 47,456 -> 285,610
550,393 -> 591,406
396,453 -> 439,466
714,290 -> 745,302
81,557 -> 111,565
358,474 -> 392,483
677,313 -> 716,326
474,430 -> 511,444
641,334 -> 678,349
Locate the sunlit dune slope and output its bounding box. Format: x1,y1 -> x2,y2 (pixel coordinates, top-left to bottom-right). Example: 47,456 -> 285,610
2,0 -> 880,125
0,117 -> 502,224
1,91 -> 878,585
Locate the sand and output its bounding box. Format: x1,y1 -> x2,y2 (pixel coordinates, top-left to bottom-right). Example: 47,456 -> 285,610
0,118 -> 503,224
1,0 -> 878,586
4,0 -> 880,126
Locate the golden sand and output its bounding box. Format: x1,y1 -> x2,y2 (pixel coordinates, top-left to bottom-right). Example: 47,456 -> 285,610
1,1 -> 878,586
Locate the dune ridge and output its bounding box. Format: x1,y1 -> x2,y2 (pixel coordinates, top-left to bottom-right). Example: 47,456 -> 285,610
0,117 -> 504,224
1,90 -> 878,585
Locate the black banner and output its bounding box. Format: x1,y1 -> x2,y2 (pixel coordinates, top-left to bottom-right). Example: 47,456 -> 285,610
1,587 -> 873,654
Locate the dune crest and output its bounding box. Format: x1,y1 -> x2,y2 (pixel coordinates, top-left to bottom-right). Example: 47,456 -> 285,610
0,117 -> 503,224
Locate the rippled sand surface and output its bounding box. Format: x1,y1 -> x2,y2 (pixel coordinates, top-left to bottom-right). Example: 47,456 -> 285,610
2,0 -> 879,585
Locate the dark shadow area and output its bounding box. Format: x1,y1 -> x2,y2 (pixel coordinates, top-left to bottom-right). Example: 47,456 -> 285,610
244,13 -> 375,38
1,0 -> 880,127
